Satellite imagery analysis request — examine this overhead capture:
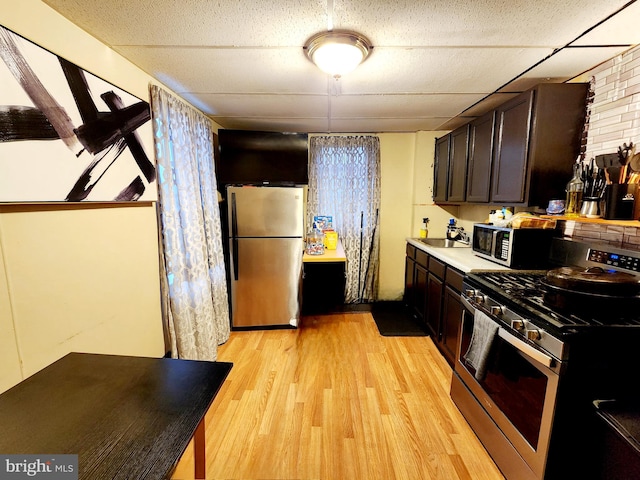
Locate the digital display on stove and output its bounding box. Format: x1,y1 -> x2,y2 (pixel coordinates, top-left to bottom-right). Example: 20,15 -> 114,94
588,249 -> 640,272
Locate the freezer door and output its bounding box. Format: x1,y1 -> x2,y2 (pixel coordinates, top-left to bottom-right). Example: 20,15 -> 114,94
228,186 -> 304,238
229,237 -> 303,327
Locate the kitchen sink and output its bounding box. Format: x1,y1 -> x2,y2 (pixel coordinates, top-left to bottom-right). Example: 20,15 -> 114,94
417,238 -> 470,248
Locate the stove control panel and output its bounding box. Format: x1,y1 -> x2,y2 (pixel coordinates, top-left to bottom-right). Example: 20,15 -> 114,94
588,248 -> 640,272
462,282 -> 565,362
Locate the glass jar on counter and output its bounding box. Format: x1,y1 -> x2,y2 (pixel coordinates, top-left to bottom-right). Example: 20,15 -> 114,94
565,163 -> 584,217
305,223 -> 325,255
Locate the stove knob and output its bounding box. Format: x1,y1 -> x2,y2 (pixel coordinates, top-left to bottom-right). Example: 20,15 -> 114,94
526,329 -> 541,341
474,295 -> 486,304
465,289 -> 476,297
490,306 -> 504,316
511,320 -> 524,331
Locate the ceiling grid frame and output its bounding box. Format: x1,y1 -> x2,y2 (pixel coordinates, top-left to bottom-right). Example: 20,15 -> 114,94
39,0 -> 640,133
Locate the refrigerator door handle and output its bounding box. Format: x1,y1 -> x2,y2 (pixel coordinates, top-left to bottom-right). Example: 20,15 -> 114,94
231,192 -> 239,281
233,238 -> 239,281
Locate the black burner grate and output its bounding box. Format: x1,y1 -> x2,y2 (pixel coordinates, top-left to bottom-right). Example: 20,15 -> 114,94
468,271 -> 640,332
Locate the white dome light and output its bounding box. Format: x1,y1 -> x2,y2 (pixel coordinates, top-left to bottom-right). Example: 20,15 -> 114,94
304,31 -> 372,78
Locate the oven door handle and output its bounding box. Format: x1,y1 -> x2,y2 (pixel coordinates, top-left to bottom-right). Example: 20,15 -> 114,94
461,294 -> 555,369
497,328 -> 555,369
461,294 -> 476,313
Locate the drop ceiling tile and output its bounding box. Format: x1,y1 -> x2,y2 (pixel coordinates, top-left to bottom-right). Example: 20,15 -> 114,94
329,117 -> 451,133
330,94 -> 487,118
339,47 -> 554,94
213,117 -> 328,133
519,46 -> 633,80
571,1 -> 640,46
115,46 -> 328,94
44,0 -> 633,49
43,0 -> 327,46
181,93 -> 328,117
332,0 -> 632,47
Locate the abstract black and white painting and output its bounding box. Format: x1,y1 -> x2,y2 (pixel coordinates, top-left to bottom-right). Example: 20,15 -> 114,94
0,25 -> 156,202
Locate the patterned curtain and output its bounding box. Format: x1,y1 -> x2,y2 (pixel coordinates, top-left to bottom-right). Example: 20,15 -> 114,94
307,135 -> 381,303
149,85 -> 230,361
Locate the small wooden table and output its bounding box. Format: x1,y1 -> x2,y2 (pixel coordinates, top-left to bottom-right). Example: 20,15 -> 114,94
0,352 -> 232,479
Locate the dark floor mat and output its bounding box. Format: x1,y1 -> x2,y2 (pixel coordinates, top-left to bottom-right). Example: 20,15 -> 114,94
371,301 -> 428,337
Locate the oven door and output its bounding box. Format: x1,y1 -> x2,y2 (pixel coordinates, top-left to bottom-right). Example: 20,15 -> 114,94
456,295 -> 561,478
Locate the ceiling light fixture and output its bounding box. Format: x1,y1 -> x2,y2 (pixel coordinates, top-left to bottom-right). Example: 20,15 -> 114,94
304,30 -> 372,78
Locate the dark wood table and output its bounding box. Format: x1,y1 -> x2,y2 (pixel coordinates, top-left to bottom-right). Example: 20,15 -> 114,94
0,352 -> 232,479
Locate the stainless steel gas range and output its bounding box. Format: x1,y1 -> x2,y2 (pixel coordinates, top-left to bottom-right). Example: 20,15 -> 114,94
451,238 -> 640,480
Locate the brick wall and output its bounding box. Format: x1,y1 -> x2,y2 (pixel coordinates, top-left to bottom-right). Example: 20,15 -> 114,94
559,44 -> 640,249
585,44 -> 640,158
557,220 -> 640,251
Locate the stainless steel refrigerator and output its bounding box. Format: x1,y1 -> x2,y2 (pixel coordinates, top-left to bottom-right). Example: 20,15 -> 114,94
227,185 -> 305,328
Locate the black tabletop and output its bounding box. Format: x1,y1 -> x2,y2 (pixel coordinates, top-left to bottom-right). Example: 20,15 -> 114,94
0,352 -> 232,479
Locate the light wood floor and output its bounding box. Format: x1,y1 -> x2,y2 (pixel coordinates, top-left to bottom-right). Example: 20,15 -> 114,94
172,312 -> 504,480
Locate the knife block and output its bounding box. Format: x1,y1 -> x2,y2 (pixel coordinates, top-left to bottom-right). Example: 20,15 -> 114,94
603,184 -> 638,220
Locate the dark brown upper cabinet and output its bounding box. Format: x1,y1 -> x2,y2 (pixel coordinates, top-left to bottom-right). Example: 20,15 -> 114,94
434,82 -> 588,207
447,125 -> 469,203
433,135 -> 450,203
491,90 -> 534,204
466,111 -> 495,203
492,83 -> 589,206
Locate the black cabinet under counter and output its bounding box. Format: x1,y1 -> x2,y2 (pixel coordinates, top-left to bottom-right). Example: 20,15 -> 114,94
594,398 -> 640,479
302,240 -> 346,315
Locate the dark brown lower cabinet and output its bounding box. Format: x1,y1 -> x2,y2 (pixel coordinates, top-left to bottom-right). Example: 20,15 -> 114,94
426,272 -> 443,338
403,242 -> 464,367
404,245 -> 416,306
404,243 -> 428,328
414,264 -> 428,323
441,285 -> 463,365
440,267 -> 464,366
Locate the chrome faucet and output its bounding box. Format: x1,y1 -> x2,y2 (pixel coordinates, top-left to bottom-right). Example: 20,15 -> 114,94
446,219 -> 470,244
457,228 -> 470,244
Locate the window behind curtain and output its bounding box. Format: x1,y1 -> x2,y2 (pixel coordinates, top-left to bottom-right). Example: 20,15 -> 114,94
307,135 -> 381,303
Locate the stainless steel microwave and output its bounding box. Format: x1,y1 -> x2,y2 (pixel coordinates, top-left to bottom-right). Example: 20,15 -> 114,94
472,223 -> 556,269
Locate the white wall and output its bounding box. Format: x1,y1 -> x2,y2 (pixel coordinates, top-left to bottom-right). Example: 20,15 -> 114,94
378,133 -> 416,300
411,131 -> 462,239
0,241 -> 22,391
0,1 -> 171,392
378,131 -> 465,300
0,204 -> 165,383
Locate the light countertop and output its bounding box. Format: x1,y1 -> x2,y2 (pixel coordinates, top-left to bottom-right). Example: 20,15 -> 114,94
406,238 -> 512,273
303,239 -> 347,263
